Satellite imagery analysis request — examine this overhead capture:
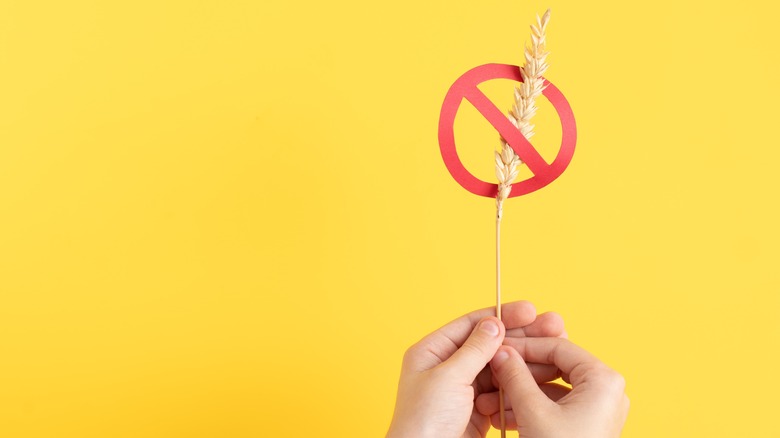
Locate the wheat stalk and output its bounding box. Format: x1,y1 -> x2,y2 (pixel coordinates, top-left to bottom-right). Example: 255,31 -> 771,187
494,9 -> 551,438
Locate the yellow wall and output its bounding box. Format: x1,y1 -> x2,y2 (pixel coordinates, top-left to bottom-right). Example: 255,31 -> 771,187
1,1 -> 778,436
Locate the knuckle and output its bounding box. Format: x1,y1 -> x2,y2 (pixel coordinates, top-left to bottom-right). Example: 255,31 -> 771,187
609,370 -> 627,391
402,343 -> 422,366
597,367 -> 626,394
461,338 -> 488,356
616,373 -> 627,390
501,365 -> 525,386
540,312 -> 564,334
430,361 -> 459,381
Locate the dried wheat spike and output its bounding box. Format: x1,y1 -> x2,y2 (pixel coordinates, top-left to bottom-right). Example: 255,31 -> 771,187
495,9 -> 550,217
509,8 -> 550,141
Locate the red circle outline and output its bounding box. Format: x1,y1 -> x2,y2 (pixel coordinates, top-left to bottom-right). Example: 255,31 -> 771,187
438,63 -> 577,197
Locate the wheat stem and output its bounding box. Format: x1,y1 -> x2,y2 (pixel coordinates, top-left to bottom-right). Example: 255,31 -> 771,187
496,216 -> 506,438
494,9 -> 551,438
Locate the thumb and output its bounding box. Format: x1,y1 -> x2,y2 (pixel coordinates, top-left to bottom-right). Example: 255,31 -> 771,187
491,346 -> 551,417
438,317 -> 504,383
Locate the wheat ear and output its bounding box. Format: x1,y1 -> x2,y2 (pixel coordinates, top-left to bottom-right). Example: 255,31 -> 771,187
494,9 -> 551,438
511,8 -> 551,141
495,8 -> 550,217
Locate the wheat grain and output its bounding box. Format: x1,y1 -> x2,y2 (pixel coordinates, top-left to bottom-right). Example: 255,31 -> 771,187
495,146 -> 519,219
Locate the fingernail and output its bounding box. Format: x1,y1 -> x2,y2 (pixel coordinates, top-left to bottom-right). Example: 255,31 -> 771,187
480,319 -> 500,336
493,349 -> 510,365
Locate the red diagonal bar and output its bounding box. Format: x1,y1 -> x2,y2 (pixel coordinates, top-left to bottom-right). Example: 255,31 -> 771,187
463,85 -> 549,176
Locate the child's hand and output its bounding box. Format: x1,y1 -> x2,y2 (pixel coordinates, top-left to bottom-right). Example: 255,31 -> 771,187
386,301 -> 565,438
478,338 -> 629,437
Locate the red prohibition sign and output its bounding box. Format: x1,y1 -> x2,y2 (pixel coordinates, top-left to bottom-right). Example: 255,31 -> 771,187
438,63 -> 577,197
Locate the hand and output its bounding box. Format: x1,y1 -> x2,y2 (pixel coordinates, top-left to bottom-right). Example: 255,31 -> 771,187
477,338 -> 629,437
387,301 -> 565,438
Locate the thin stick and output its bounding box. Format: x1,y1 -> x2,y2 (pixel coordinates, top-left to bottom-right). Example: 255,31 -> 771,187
495,146 -> 516,438
496,216 -> 506,438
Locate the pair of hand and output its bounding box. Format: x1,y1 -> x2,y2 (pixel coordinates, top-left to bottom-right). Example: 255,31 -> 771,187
387,301 -> 629,438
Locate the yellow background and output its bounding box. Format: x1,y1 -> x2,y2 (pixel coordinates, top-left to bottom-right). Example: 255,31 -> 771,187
1,0 -> 778,436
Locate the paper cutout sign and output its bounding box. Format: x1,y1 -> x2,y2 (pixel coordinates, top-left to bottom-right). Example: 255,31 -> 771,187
438,63 -> 577,197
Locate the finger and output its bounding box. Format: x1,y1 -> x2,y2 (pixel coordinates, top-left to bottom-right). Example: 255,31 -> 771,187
501,338 -> 572,383
490,410 -> 518,430
406,301 -> 535,370
490,346 -> 552,417
475,390 -> 510,417
437,317 -> 505,383
520,312 -> 565,337
473,363 -> 496,396
499,301 -> 537,329
468,409 -> 493,438
527,362 -> 565,383
622,394 -> 631,420
505,311 -> 565,340
476,381 -> 571,416
501,337 -> 610,387
419,301 -> 534,350
490,362 -> 563,387
474,391 -> 499,416
474,392 -> 519,429
539,382 -> 571,402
